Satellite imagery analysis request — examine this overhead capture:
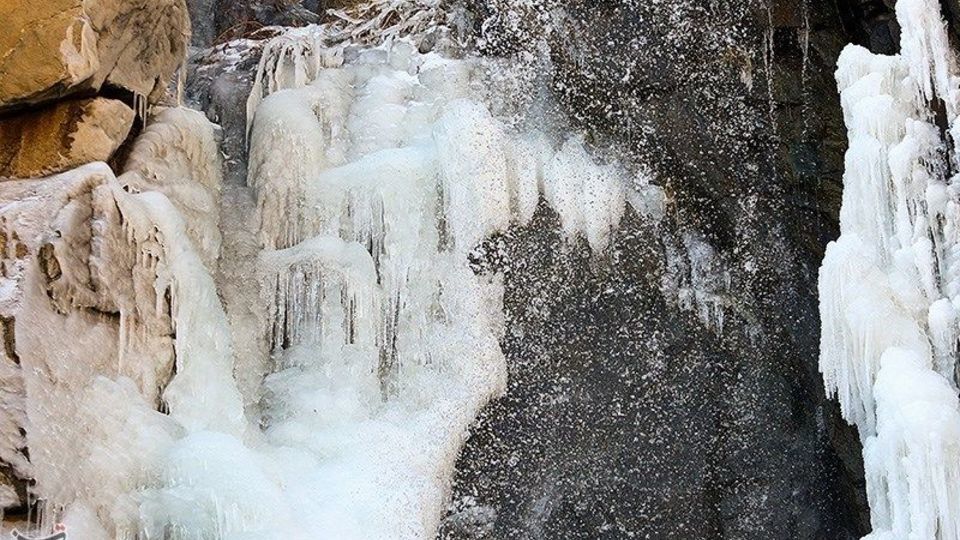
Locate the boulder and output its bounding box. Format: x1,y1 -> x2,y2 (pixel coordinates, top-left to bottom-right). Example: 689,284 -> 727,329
0,98 -> 134,179
0,0 -> 99,110
0,0 -> 190,112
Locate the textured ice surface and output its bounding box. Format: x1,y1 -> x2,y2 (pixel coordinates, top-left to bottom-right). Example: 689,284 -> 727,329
238,33 -> 636,539
0,13 -> 661,539
820,0 -> 960,537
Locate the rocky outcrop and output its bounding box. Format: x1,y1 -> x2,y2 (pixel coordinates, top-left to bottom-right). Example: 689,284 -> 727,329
0,0 -> 191,180
0,1 -> 99,112
0,0 -> 190,112
0,98 -> 134,179
85,0 -> 191,103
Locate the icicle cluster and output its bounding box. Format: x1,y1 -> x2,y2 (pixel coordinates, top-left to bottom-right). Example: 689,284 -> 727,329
820,0 -> 960,537
241,35 -> 636,537
245,0 -> 449,139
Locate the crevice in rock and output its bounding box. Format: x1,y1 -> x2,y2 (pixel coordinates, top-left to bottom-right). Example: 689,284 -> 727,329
1,316 -> 18,366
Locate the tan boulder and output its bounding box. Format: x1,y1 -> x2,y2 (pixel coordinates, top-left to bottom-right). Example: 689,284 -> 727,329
0,0 -> 190,111
0,97 -> 135,179
0,0 -> 100,109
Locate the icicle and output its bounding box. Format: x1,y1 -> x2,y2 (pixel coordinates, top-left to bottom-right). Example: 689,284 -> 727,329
176,64 -> 185,107
821,0 -> 960,537
132,92 -> 149,129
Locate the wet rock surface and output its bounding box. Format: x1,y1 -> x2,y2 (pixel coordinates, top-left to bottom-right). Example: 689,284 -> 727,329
441,1 -> 878,538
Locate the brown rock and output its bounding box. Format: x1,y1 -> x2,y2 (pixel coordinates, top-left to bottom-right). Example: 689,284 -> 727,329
0,97 -> 134,178
0,0 -> 100,109
0,0 -> 190,111
85,0 -> 192,102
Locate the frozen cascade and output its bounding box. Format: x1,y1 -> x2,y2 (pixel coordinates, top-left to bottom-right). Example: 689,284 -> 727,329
0,7 -> 665,538
819,0 -> 960,538
237,28 -> 636,538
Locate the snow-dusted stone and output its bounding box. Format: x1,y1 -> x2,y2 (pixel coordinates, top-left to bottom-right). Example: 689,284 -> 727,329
0,0 -> 190,111
0,97 -> 134,179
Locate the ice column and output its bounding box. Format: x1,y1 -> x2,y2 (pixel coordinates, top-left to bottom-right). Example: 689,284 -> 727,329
820,0 -> 960,537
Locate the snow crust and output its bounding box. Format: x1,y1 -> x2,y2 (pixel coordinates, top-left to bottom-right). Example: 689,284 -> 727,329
821,0 -> 960,537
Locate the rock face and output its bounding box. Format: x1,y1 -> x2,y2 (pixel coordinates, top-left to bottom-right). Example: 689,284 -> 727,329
0,0 -> 191,180
187,0 -> 219,46
441,0 -> 872,538
0,0 -> 193,515
84,0 -> 191,102
0,0 -> 99,111
187,0 -> 319,47
0,98 -> 134,179
0,0 -> 190,111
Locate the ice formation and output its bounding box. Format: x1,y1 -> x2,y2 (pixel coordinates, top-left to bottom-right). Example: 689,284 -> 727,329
820,0 -> 960,537
0,105 -> 245,538
236,29 -> 634,538
0,5 -> 663,537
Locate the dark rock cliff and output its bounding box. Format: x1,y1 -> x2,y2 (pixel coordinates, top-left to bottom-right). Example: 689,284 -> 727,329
442,1 -> 876,538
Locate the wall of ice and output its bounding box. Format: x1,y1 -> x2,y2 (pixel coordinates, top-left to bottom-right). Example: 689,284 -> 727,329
0,3 -> 664,537
820,0 -> 960,537
234,26 -> 637,538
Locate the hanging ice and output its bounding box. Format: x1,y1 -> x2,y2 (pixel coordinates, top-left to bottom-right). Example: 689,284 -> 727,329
238,27 -> 637,537
0,4 -> 659,535
820,0 -> 960,537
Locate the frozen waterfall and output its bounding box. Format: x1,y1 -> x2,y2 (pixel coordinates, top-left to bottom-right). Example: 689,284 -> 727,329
0,8 -> 658,538
820,0 -> 960,538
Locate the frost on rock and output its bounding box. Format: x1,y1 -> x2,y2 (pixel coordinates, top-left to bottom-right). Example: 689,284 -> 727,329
819,0 -> 960,537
